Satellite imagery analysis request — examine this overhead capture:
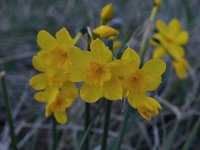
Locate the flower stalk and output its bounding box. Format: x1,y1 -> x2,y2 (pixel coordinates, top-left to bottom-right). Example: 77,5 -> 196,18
1,72 -> 17,150
140,6 -> 158,62
101,100 -> 112,150
52,117 -> 57,150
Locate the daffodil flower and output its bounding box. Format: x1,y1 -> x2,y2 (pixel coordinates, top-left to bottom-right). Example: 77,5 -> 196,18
44,82 -> 78,124
121,48 -> 166,120
67,38 -> 134,103
152,18 -> 189,61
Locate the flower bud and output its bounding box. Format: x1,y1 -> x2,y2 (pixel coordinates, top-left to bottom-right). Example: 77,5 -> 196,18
100,4 -> 113,24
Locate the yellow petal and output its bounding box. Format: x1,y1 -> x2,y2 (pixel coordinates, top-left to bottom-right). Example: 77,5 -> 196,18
122,47 -> 140,69
37,30 -> 57,50
176,31 -> 189,45
32,53 -> 46,72
142,59 -> 166,75
56,27 -> 75,46
61,81 -> 78,107
34,87 -> 58,103
67,46 -> 91,82
168,44 -> 185,61
138,97 -> 161,120
93,25 -> 119,38
168,18 -> 181,36
45,105 -> 52,117
127,93 -> 147,108
152,46 -> 166,59
90,38 -> 112,63
54,112 -> 67,124
102,77 -> 122,100
100,4 -> 113,24
80,83 -> 102,103
29,73 -> 47,90
156,20 -> 169,37
145,75 -> 162,91
172,58 -> 188,79
108,59 -> 135,77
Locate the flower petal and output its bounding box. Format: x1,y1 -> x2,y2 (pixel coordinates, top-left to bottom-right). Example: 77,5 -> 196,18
80,83 -> 102,103
32,53 -> 46,72
54,112 -> 67,124
172,58 -> 188,79
176,31 -> 189,45
145,75 -> 162,91
56,27 -> 75,46
122,47 -> 140,70
168,18 -> 181,36
168,44 -> 185,61
108,59 -> 135,77
152,46 -> 166,59
142,59 -> 166,75
102,77 -> 122,100
156,20 -> 169,38
37,30 -> 57,50
127,93 -> 147,108
90,38 -> 112,63
61,81 -> 78,107
29,73 -> 47,90
34,87 -> 58,103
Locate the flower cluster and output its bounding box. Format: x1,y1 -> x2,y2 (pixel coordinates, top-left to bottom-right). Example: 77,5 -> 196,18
151,19 -> 189,79
29,28 -> 78,124
30,4 -> 166,124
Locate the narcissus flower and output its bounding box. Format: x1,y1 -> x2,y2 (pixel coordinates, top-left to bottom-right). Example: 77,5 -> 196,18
121,48 -> 166,120
100,4 -> 113,24
172,58 -> 189,79
93,25 -> 119,39
152,19 -> 189,61
67,38 -> 134,103
151,19 -> 189,79
44,82 -> 78,124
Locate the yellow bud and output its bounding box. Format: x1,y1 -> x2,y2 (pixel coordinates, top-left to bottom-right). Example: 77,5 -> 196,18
93,25 -> 119,38
154,0 -> 162,8
100,4 -> 113,24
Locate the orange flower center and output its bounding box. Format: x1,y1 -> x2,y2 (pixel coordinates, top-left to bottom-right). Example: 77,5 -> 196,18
123,70 -> 146,93
49,47 -> 71,69
85,61 -> 111,86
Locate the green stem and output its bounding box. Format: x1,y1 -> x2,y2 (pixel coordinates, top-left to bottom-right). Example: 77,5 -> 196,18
101,100 -> 112,150
84,103 -> 90,150
52,117 -> 57,150
1,74 -> 17,150
115,105 -> 131,150
140,6 -> 158,62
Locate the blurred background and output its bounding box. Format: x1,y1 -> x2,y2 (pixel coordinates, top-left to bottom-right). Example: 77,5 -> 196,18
0,0 -> 200,149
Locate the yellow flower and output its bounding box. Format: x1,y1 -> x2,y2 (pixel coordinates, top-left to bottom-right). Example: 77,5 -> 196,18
36,28 -> 75,71
44,82 -> 78,124
93,25 -> 119,39
67,38 -> 134,103
172,58 -> 188,79
121,48 -> 166,120
100,4 -> 113,24
154,0 -> 162,8
152,19 -> 189,61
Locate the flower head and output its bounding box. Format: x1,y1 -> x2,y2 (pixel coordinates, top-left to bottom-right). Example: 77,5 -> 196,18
100,4 -> 113,24
154,0 -> 162,8
121,48 -> 166,120
67,38 -> 134,103
93,25 -> 119,39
